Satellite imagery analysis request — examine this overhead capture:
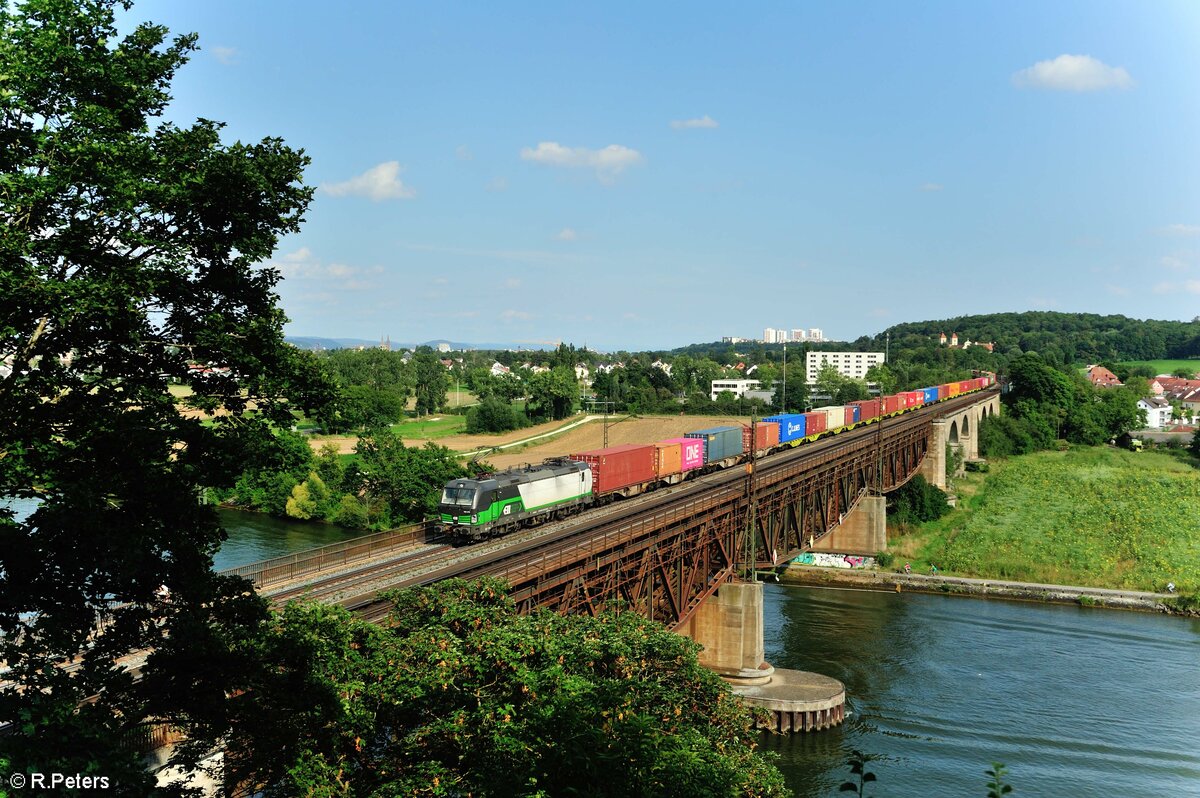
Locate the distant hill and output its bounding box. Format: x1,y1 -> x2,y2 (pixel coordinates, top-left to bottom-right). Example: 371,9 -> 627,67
872,312 -> 1200,364
285,336 -> 557,352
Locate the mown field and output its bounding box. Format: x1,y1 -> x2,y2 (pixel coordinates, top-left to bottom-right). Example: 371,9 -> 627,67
892,447 -> 1200,593
1118,359 -> 1200,377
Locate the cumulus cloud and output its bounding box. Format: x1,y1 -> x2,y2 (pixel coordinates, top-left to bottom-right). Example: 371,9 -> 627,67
211,46 -> 237,65
1012,54 -> 1134,91
520,141 -> 643,182
1155,280 -> 1200,295
555,227 -> 578,241
919,183 -> 944,192
323,161 -> 416,201
1161,223 -> 1200,236
455,145 -> 473,161
670,115 -> 719,130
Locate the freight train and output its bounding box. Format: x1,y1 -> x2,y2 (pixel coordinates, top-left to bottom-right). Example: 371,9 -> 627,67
438,375 -> 994,542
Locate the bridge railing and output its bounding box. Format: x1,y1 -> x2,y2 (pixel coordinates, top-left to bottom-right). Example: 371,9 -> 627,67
220,521 -> 431,590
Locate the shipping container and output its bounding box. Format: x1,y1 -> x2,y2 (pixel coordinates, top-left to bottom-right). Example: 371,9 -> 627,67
882,394 -> 903,415
652,441 -> 682,479
765,414 -> 807,443
947,382 -> 960,398
814,406 -> 849,432
661,437 -> 705,471
570,443 -> 656,495
685,426 -> 744,463
937,384 -> 949,400
848,399 -> 880,422
907,390 -> 925,407
802,411 -> 827,436
922,386 -> 939,404
848,405 -> 861,424
742,422 -> 780,453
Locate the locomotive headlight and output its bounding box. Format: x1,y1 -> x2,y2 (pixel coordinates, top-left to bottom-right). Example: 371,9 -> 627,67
471,514 -> 478,523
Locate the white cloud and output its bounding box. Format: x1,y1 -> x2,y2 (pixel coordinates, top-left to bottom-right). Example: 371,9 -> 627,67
485,177 -> 509,192
323,161 -> 416,201
555,227 -> 578,241
504,278 -> 521,289
455,145 -> 473,161
520,141 -> 643,182
1188,281 -> 1200,295
670,115 -> 719,130
211,46 -> 237,65
272,247 -> 379,290
403,242 -> 590,266
1105,284 -> 1130,296
1162,256 -> 1188,271
1012,54 -> 1134,92
1161,223 -> 1200,236
1152,281 -> 1174,294
919,183 -> 944,192
500,309 -> 532,322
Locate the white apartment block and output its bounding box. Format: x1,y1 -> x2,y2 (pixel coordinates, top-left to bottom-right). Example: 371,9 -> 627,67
790,329 -> 807,341
806,351 -> 884,383
711,379 -> 762,401
808,328 -> 824,342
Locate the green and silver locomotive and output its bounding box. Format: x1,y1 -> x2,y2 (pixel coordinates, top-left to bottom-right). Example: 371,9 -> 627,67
438,459 -> 593,542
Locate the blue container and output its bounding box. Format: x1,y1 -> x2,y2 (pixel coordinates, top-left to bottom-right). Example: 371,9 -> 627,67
850,405 -> 861,423
684,426 -> 744,463
764,414 -> 807,443
922,386 -> 939,404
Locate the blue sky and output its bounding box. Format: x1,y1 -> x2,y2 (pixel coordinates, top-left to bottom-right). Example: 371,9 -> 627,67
130,1 -> 1200,350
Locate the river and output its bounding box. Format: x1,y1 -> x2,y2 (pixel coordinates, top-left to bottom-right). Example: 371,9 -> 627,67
761,583 -> 1200,798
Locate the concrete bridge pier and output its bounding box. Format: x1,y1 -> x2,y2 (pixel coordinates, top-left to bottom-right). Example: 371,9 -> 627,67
919,420 -> 950,489
683,580 -> 845,732
810,495 -> 886,555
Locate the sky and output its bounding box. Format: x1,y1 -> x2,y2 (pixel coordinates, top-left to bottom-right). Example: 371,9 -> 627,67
128,1 -> 1200,351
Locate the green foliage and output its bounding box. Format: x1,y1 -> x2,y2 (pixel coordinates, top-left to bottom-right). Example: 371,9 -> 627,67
889,475 -> 951,526
1190,428 -> 1200,459
223,579 -> 789,797
466,396 -> 529,433
413,348 -> 449,416
321,384 -> 406,432
945,442 -> 964,481
919,448 -> 1200,592
875,551 -> 895,568
354,429 -> 470,525
332,493 -> 370,529
979,415 -> 1036,458
0,0 -> 335,781
985,763 -> 1014,798
527,365 -> 578,420
838,750 -> 878,797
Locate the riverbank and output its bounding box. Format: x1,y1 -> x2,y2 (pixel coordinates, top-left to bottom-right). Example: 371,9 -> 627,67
779,563 -> 1200,616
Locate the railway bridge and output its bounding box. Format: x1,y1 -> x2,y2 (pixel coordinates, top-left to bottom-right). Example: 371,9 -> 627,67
230,391 -> 1000,701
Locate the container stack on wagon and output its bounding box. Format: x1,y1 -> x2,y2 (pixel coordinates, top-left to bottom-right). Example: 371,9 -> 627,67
439,371 -> 996,541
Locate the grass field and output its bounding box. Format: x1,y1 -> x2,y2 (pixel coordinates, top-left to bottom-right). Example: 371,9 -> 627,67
891,447 -> 1200,593
1118,359 -> 1200,377
390,414 -> 466,440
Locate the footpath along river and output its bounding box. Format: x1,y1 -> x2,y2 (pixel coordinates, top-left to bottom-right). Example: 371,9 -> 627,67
759,583 -> 1200,798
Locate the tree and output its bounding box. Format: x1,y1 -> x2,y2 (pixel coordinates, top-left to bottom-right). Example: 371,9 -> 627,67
221,579 -> 789,797
353,429 -> 469,525
412,348 -> 449,416
772,368 -> 809,413
466,396 -> 527,433
0,0 -> 334,783
528,366 -> 577,420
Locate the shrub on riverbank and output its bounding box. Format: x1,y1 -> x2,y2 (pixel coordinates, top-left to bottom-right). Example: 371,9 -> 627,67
908,447 -> 1200,593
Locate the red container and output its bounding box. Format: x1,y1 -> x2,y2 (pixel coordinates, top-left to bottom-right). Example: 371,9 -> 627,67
843,407 -> 856,426
742,422 -> 780,453
802,412 -> 827,436
937,384 -> 949,400
906,390 -> 924,407
571,444 -> 656,495
850,399 -> 881,422
882,395 -> 903,415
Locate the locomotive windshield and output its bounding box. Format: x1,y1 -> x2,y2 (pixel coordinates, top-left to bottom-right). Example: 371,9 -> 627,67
440,486 -> 476,506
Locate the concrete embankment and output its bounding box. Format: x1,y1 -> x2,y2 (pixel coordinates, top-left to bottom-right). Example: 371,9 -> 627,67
780,564 -> 1194,615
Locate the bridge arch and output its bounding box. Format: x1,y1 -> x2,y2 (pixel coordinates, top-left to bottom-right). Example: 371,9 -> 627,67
949,420 -> 959,444
962,415 -> 971,436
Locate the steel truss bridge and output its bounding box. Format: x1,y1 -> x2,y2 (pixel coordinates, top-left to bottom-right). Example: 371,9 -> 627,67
268,391 -> 995,631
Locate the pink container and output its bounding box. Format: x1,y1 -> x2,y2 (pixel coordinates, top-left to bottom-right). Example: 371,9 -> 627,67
662,437 -> 704,471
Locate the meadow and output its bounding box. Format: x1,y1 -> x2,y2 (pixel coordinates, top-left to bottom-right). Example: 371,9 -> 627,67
1118,359 -> 1200,377
893,447 -> 1200,593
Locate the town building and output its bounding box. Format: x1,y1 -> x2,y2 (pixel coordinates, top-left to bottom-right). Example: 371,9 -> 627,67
1137,397 -> 1172,429
805,351 -> 885,383
1085,365 -> 1122,388
710,379 -> 762,401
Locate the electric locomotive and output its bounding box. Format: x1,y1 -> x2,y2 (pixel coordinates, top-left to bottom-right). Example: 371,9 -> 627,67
438,458 -> 593,542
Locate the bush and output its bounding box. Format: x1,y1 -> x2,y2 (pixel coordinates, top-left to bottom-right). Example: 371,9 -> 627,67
466,397 -> 528,434
875,551 -> 895,568
889,475 -> 951,525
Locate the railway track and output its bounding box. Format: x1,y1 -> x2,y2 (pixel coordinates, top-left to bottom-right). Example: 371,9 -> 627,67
290,391 -> 992,623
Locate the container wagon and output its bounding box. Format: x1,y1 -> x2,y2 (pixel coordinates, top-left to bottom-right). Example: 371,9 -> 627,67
571,444 -> 656,498
685,426 -> 744,467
